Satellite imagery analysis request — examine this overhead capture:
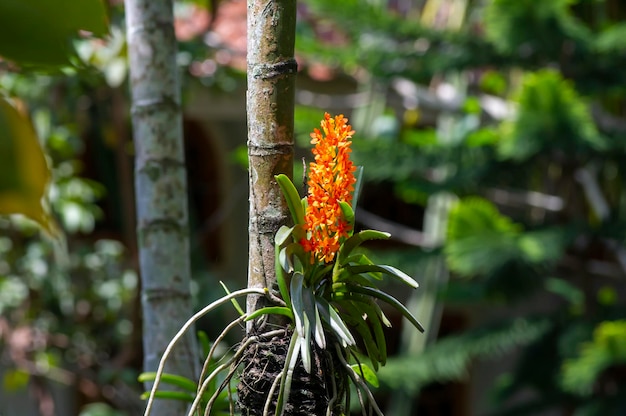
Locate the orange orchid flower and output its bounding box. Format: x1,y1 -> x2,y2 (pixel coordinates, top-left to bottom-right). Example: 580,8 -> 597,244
302,113 -> 357,263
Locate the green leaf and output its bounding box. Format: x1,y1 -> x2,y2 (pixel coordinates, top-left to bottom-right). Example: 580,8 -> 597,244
0,0 -> 108,66
339,201 -> 355,234
275,174 -> 305,225
140,390 -> 195,402
357,300 -> 389,365
2,369 -> 29,391
339,304 -> 381,370
290,272 -> 306,337
245,306 -> 294,322
345,264 -> 419,288
275,332 -> 300,416
351,166 -> 364,211
275,225 -> 294,246
337,230 -> 391,266
279,243 -> 306,274
351,363 -> 379,388
0,98 -> 58,235
138,372 -> 197,393
275,243 -> 291,305
219,281 -> 245,316
316,297 -> 356,347
343,253 -> 375,266
337,284 -> 425,333
446,197 -> 521,276
302,285 -> 325,349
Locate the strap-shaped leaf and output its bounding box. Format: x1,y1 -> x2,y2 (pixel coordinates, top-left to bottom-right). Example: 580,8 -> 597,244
275,243 -> 291,305
339,200 -> 355,235
140,390 -> 194,402
290,272 -> 306,337
219,281 -> 245,316
350,363 -> 379,388
346,264 -> 419,288
275,225 -> 294,246
352,166 -> 364,212
138,372 -> 197,392
337,230 -> 391,267
339,304 -> 381,370
336,284 -> 425,333
316,297 -> 356,347
343,253 -> 375,266
300,311 -> 312,373
355,300 -> 388,365
280,243 -> 306,274
275,332 -> 300,416
302,286 -> 326,349
244,306 -> 294,322
275,174 -> 305,225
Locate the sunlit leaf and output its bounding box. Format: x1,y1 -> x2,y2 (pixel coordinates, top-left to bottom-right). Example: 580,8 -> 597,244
138,372 -> 197,392
337,230 -> 391,266
275,174 -> 305,225
345,264 -> 419,288
245,306 -> 294,322
351,363 -> 379,388
0,98 -> 58,235
0,0 -> 109,66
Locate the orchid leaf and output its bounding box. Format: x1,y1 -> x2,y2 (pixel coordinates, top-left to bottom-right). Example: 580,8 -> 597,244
351,363 -> 379,388
352,166 -> 364,211
275,331 -> 300,416
338,230 -> 391,266
280,243 -> 306,274
339,304 -> 381,370
219,281 -> 245,316
140,390 -> 195,402
301,310 -> 312,373
346,264 -> 419,288
275,225 -> 294,246
275,243 -> 291,305
138,372 -> 197,393
275,174 -> 305,225
336,284 -> 425,333
317,297 -> 356,347
343,253 -> 375,266
339,200 -> 355,234
290,272 -> 306,336
244,306 -> 294,322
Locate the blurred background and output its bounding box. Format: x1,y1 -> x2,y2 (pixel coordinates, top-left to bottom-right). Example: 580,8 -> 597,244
1,0 -> 626,415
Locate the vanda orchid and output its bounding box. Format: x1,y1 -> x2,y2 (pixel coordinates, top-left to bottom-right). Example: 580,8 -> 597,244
141,113 -> 423,416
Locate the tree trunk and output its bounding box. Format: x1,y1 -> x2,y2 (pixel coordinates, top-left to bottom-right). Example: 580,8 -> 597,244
124,1 -> 198,414
238,0 -> 303,414
245,0 -> 298,323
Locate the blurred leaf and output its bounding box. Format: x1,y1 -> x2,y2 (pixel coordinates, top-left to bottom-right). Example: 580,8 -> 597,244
379,317 -> 551,393
485,0 -> 589,56
138,372 -> 198,392
446,198 -> 569,277
545,278 -> 583,307
351,363 -> 379,388
0,0 -> 109,66
561,320 -> 626,396
0,98 -> 58,235
446,197 -> 520,276
498,70 -> 606,161
2,368 -> 30,391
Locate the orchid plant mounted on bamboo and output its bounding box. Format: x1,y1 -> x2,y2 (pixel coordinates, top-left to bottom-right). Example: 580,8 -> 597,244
142,113 -> 423,416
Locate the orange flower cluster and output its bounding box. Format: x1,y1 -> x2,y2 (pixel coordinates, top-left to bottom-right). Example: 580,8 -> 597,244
302,113 -> 357,263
